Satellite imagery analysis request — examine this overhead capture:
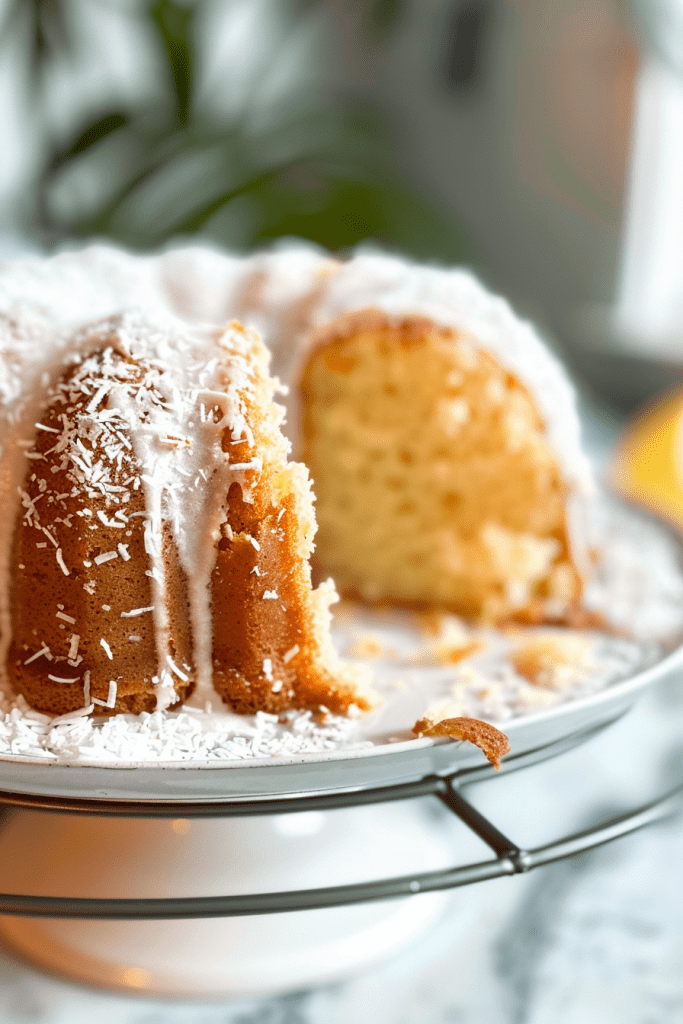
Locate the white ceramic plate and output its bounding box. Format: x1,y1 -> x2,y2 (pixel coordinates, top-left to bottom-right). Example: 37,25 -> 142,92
0,499 -> 681,803
0,645 -> 680,803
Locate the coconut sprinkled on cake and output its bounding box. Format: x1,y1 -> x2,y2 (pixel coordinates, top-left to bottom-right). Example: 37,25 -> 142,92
0,488 -> 678,762
0,246 -> 681,763
1,310 -> 271,713
0,690 -> 366,762
2,247 -> 375,723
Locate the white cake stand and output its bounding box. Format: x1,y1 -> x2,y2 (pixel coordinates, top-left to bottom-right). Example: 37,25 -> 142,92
0,505 -> 680,998
0,649 -> 680,998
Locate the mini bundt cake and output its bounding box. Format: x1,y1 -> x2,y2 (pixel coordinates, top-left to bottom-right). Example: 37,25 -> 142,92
1,307 -> 370,717
232,249 -> 592,623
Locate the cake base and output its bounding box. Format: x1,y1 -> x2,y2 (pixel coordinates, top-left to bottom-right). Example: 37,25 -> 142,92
0,802 -> 459,998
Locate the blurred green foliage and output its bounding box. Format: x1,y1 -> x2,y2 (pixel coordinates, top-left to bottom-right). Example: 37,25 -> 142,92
8,0 -> 474,260
1,0 -> 75,86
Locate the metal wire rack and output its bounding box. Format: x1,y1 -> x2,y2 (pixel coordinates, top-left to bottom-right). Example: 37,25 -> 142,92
0,712 -> 680,920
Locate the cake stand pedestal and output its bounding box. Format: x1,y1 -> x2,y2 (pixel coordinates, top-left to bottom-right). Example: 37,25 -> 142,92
0,801 -> 457,998
0,716 -> 681,998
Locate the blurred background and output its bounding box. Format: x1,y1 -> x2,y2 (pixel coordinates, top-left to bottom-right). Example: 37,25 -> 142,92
2,4 -> 683,1021
1,0 -> 682,413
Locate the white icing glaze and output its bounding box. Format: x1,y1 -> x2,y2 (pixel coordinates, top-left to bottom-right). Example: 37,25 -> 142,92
0,242 -> 593,717
0,243 -> 588,487
0,247 -> 166,333
252,249 -> 592,496
0,302 -> 266,712
156,245 -> 247,325
226,243 -> 336,363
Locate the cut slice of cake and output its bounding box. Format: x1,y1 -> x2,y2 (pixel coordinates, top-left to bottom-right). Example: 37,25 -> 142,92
2,312 -> 371,717
235,250 -> 593,623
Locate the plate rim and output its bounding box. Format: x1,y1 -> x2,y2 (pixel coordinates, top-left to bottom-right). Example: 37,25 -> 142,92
0,634 -> 679,775
1,496 -> 682,793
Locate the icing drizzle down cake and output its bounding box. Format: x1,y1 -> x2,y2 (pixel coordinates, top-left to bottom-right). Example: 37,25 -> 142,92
0,243 -> 593,726
1,305 -> 370,717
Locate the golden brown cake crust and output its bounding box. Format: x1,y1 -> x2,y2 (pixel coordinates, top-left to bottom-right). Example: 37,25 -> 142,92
413,716 -> 510,770
6,317 -> 371,718
7,346 -> 193,715
209,323 -> 372,716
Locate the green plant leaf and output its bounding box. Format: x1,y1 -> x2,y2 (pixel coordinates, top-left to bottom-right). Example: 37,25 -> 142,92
245,166 -> 475,261
47,112 -> 130,169
26,0 -> 478,268
0,0 -> 75,88
148,0 -> 196,126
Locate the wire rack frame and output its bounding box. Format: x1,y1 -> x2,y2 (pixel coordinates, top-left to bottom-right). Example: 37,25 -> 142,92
0,715 -> 680,919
